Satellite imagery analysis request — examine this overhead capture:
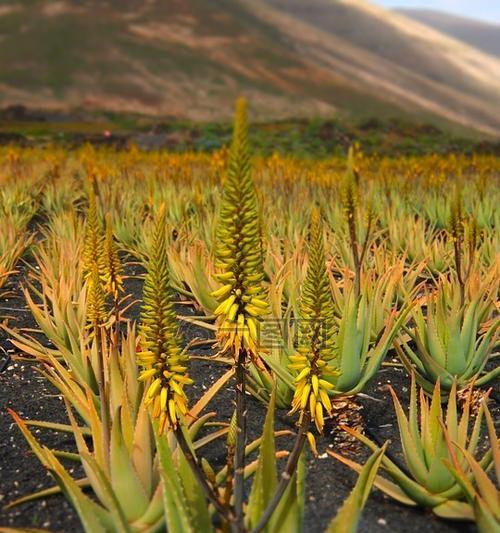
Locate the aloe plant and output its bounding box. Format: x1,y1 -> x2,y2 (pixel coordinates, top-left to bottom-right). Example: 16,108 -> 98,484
7,318 -> 236,532
331,378 -> 493,519
168,241 -> 220,315
329,289 -> 411,395
396,278 -> 499,394
8,371 -> 240,533
248,389 -> 388,533
261,258 -> 411,401
0,215 -> 34,291
445,403 -> 500,533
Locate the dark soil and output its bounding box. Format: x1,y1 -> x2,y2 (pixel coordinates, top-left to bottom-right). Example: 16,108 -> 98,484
0,261 -> 496,532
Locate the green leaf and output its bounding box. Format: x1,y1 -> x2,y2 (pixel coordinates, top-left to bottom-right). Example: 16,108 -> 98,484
389,387 -> 428,485
433,500 -> 474,520
336,295 -> 363,391
247,389 -> 278,531
446,315 -> 466,375
328,445 -> 416,507
326,444 -> 387,533
155,430 -> 194,533
271,450 -> 306,533
131,402 -> 154,498
110,408 -> 150,522
475,498 -> 500,533
178,448 -> 213,532
425,304 -> 447,367
4,478 -> 90,510
78,451 -> 132,533
8,410 -> 111,533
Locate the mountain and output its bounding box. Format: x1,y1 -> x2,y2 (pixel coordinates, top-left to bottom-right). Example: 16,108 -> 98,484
1,0 -> 500,135
397,8 -> 500,59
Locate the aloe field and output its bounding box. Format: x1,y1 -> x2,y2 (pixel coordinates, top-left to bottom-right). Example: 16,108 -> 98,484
0,99 -> 498,533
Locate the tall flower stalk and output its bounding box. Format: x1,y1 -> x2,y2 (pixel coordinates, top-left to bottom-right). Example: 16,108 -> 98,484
83,183 -> 110,458
100,212 -> 123,345
139,204 -> 234,523
253,208 -> 340,533
138,204 -> 191,432
212,97 -> 267,532
449,191 -> 466,306
83,179 -> 104,280
290,208 -> 338,433
342,147 -> 373,297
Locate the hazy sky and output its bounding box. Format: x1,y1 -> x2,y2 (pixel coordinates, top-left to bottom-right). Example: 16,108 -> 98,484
374,1 -> 500,23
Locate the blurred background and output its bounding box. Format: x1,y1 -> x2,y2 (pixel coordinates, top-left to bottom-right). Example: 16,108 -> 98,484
0,0 -> 499,151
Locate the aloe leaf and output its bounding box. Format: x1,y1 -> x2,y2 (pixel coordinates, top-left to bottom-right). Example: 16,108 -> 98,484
358,294 -> 370,361
188,412 -> 216,440
178,444 -> 213,532
428,382 -> 443,453
475,499 -> 500,533
416,335 -> 454,388
446,315 -> 466,375
465,397 -> 485,455
193,426 -> 229,450
408,376 -> 420,443
327,448 -> 415,506
325,444 -> 387,533
155,430 -> 194,533
382,460 -> 445,508
0,526 -> 48,533
376,302 -> 413,356
8,410 -> 111,533
131,484 -> 165,531
131,402 -> 154,497
63,397 -> 109,507
470,467 -> 498,515
337,298 -> 363,391
394,342 -> 436,394
49,454 -> 114,531
395,338 -> 426,374
189,368 -> 234,419
38,360 -> 93,426
110,408 -> 150,521
445,382 -> 458,441
443,459 -> 476,502
424,452 -> 456,494
120,392 -> 135,456
247,360 -> 267,388
261,352 -> 295,390
22,419 -> 91,436
425,306 -> 447,367
484,406 -> 500,483
79,450 -> 133,532
247,389 -> 278,531
342,424 -> 446,507
270,450 -> 305,533
474,365 -> 500,387
81,387 -> 108,471
432,500 -> 474,520
51,449 -> 81,462
463,322 -> 499,380
388,387 -> 427,484
4,478 -> 90,509
460,297 -> 481,363
109,347 -> 124,410
215,430 -> 291,485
